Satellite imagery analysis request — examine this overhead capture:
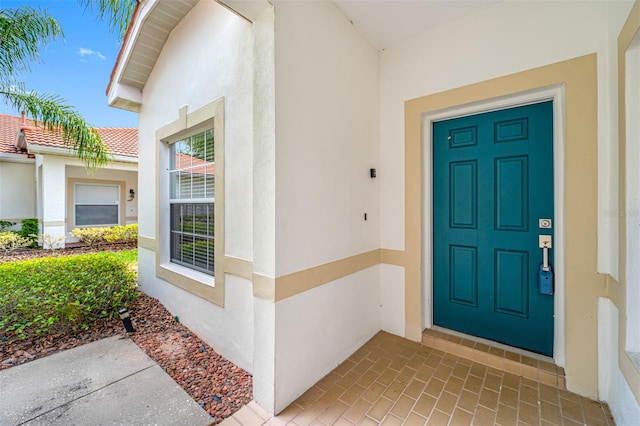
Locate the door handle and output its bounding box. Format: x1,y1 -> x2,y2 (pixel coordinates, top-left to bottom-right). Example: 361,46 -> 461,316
539,235 -> 552,271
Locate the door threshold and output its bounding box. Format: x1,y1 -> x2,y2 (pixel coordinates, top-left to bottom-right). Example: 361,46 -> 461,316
431,325 -> 553,362
423,326 -> 565,389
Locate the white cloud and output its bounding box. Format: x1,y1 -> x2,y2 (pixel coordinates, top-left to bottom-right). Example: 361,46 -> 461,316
78,47 -> 106,60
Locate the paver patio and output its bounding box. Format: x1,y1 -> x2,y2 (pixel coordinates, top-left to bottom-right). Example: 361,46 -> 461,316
222,330 -> 613,425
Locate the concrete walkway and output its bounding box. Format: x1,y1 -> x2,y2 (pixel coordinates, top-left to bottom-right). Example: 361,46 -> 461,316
0,336 -> 212,426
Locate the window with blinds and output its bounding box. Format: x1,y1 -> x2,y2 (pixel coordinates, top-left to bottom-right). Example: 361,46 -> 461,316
75,183 -> 120,226
168,128 -> 215,274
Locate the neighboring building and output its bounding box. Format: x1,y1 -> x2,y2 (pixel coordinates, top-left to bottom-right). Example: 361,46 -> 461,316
0,113 -> 138,242
107,0 -> 640,421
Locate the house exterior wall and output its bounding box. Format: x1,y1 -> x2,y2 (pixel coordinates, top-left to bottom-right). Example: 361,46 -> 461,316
135,0 -> 255,373
66,165 -> 138,234
113,0 -> 640,420
38,156 -> 66,240
270,0 -> 381,412
0,159 -> 36,225
33,155 -> 138,244
608,0 -> 640,420
379,0 -> 635,407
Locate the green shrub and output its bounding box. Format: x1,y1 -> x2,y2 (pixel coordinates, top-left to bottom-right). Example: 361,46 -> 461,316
104,224 -> 138,244
18,218 -> 39,248
0,252 -> 138,339
70,227 -> 109,247
71,224 -> 138,247
0,220 -> 15,231
0,231 -> 32,252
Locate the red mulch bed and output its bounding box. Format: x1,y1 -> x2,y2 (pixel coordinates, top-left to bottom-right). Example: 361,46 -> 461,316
0,244 -> 252,424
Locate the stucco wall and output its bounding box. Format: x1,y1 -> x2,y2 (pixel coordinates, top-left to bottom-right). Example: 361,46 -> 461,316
379,0 -> 634,400
598,298 -> 640,424
274,0 -> 380,276
271,0 -> 381,412
66,165 -> 138,227
380,0 -> 629,276
136,0 -> 255,370
0,159 -> 36,223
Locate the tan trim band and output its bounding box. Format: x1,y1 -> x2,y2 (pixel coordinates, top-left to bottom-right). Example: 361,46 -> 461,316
253,273 -> 275,300
138,240 -> 409,301
380,249 -> 405,267
138,235 -> 157,251
42,221 -> 65,227
224,255 -> 253,280
274,249 -> 381,302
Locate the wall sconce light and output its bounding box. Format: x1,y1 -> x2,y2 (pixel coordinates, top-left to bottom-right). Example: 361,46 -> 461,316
127,189 -> 135,201
370,168 -> 377,178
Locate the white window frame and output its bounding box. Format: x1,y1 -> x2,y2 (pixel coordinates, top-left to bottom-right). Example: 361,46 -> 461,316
155,99 -> 226,307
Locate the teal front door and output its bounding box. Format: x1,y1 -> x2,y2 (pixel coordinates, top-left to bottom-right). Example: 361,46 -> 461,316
433,101 -> 554,356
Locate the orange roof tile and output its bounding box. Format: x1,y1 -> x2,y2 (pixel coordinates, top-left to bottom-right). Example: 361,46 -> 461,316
0,114 -> 28,156
0,114 -> 138,158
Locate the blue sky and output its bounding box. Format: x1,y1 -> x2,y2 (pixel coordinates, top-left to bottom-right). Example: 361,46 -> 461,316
1,0 -> 138,128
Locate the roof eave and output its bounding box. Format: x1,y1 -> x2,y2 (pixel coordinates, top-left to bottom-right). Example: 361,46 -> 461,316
0,152 -> 35,164
26,143 -> 138,164
107,82 -> 142,113
106,0 -> 271,112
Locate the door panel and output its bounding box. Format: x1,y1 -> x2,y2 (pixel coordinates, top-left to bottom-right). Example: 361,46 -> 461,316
433,101 -> 554,356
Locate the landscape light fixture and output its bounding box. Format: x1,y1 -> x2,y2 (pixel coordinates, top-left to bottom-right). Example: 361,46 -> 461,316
119,308 -> 135,333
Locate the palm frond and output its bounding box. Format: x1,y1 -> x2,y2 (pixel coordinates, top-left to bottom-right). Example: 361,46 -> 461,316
78,0 -> 136,40
0,84 -> 112,170
0,7 -> 63,77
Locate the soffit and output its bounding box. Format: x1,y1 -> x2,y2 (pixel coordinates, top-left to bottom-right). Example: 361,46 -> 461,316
119,0 -> 199,90
333,0 -> 503,50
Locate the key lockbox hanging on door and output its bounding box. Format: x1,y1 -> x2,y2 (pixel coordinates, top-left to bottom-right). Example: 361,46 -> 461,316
539,234 -> 553,295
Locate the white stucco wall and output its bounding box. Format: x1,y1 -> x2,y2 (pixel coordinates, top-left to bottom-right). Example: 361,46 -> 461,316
270,0 -> 381,412
252,4 -> 278,413
274,267 -> 381,413
273,0 -> 380,276
380,264 -> 405,336
138,248 -> 254,371
0,159 -> 36,223
38,156 -> 66,240
136,0 -> 255,370
598,298 -> 640,425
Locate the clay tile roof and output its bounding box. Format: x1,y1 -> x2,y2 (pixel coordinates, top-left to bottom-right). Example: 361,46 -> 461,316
0,114 -> 138,158
0,114 -> 28,155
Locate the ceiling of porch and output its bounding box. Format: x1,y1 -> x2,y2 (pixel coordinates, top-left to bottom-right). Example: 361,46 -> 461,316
332,0 -> 503,50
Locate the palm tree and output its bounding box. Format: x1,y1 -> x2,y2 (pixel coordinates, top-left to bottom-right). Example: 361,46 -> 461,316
0,1 -> 135,170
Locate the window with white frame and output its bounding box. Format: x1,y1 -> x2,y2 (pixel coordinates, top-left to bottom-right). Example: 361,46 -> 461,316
168,129 -> 215,274
74,183 -> 120,227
